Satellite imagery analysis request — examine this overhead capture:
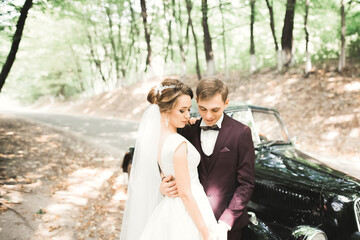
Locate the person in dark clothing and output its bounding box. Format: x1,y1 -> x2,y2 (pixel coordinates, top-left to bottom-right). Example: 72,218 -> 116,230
122,147 -> 134,176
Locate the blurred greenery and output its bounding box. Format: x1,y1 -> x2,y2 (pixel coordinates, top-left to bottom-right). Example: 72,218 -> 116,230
0,0 -> 359,103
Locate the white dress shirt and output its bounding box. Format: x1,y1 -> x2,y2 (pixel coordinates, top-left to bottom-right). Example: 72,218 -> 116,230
200,114 -> 224,156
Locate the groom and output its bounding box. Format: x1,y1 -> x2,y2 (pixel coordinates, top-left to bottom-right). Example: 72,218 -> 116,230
160,77 -> 255,240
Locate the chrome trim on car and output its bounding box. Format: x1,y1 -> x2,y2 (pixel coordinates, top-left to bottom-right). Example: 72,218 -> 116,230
355,198 -> 360,232
290,225 -> 327,240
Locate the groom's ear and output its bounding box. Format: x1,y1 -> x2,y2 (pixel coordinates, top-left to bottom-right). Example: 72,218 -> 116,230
196,97 -> 199,103
224,99 -> 230,107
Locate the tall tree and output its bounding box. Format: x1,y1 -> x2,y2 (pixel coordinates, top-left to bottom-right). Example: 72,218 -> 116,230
218,0 -> 228,79
338,0 -> 346,72
0,0 -> 33,92
304,0 -> 311,75
87,30 -> 107,83
250,0 -> 257,74
265,0 -> 282,71
281,0 -> 296,67
185,0 -> 201,80
163,0 -> 174,64
105,5 -> 121,86
172,0 -> 187,75
140,0 -> 152,72
201,0 -> 215,75
128,0 -> 141,78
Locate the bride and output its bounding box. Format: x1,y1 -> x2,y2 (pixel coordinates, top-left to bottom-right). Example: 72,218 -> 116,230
120,79 -> 218,240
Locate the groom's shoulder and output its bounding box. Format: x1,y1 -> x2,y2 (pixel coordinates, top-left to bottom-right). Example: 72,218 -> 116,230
225,114 -> 251,133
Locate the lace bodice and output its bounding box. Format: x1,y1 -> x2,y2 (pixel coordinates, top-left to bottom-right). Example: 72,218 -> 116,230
159,134 -> 201,183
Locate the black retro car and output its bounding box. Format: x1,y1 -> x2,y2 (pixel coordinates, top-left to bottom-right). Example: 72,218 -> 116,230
219,104 -> 360,240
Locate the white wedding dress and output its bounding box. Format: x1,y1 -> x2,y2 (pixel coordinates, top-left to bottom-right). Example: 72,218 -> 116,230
139,133 -> 217,239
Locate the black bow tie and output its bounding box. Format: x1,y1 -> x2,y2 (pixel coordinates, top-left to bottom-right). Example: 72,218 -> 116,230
200,125 -> 220,131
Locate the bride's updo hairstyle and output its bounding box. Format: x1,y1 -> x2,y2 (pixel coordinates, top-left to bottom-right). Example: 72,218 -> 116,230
147,79 -> 193,113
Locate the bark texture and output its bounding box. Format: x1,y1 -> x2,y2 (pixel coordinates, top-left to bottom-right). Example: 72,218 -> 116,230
140,0 -> 152,71
186,0 -> 201,80
265,0 -> 282,71
201,0 -> 215,75
0,0 -> 33,92
338,0 -> 346,72
281,0 -> 296,67
250,0 -> 257,74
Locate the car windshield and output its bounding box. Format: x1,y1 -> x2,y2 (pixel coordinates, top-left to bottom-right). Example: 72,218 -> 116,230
228,108 -> 290,146
252,110 -> 289,143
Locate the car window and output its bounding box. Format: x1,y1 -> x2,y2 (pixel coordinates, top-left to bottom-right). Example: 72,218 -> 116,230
251,111 -> 288,142
228,109 -> 261,145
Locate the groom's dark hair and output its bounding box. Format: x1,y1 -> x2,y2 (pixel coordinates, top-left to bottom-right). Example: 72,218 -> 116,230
196,77 -> 228,103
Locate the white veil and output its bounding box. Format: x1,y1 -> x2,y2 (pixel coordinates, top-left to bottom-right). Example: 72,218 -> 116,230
120,104 -> 163,240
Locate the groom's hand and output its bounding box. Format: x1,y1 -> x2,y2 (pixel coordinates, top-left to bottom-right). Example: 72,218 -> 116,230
159,175 -> 178,198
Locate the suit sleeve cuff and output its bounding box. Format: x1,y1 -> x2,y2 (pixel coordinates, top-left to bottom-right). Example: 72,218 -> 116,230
219,209 -> 235,229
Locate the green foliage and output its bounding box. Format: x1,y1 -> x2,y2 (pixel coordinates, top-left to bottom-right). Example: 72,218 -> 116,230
0,0 -> 359,103
347,5 -> 360,57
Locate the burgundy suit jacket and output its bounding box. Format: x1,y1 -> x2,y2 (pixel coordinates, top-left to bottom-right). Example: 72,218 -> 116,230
179,114 -> 255,231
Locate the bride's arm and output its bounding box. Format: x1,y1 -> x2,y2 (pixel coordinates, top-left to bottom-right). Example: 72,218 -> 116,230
173,142 -> 210,240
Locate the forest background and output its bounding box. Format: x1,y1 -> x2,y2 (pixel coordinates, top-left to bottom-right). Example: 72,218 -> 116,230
0,0 -> 360,160
0,1 -> 360,238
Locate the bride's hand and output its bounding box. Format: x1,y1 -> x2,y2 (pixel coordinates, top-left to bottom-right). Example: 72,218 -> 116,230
188,117 -> 200,125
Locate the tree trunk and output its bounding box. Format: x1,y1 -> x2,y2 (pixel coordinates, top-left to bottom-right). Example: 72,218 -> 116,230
201,0 -> 215,75
126,0 -> 140,83
87,33 -> 107,83
105,6 -> 121,87
304,0 -> 311,75
118,22 -> 126,83
185,0 -> 201,80
338,0 -> 346,72
140,0 -> 152,72
70,46 -> 85,91
163,0 -> 174,64
218,0 -> 228,80
174,0 -> 187,75
265,0 -> 279,51
277,50 -> 282,71
250,0 -> 257,74
0,0 -> 33,92
265,0 -> 282,71
281,0 -> 296,67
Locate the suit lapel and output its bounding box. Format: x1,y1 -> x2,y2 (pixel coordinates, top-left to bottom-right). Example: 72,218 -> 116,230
192,120 -> 202,154
191,121 -> 208,175
207,114 -> 233,174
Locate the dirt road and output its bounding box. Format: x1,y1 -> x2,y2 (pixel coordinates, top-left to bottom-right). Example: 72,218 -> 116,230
0,112 -> 136,240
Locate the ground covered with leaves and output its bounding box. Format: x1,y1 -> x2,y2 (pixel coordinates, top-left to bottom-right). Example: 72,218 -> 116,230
0,114 -> 127,240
